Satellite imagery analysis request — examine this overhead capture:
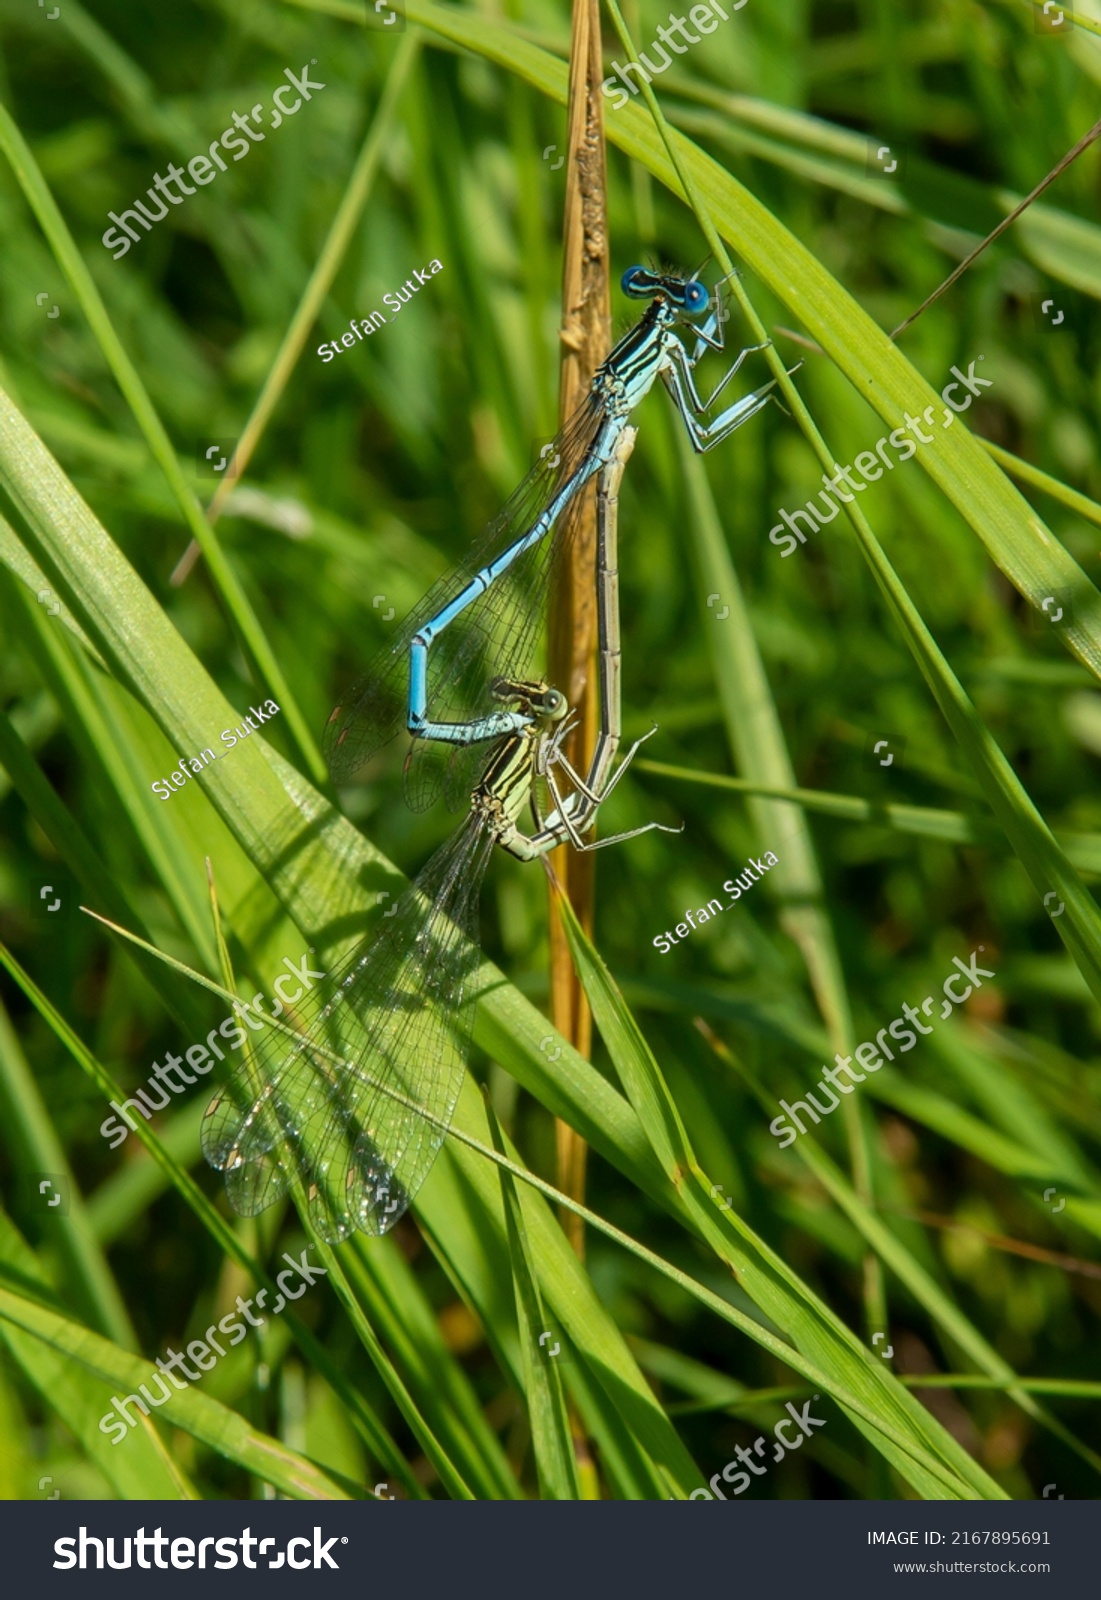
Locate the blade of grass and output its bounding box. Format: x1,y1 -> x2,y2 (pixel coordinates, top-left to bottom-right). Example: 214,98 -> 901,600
670,1375 -> 1101,1414
0,694 -> 209,1040
0,938 -> 424,1496
865,1074 -> 1100,1193
552,892 -> 1005,1498
84,1101 -> 206,1247
700,1025 -> 1101,1482
486,1094 -> 582,1500
929,1026 -> 1099,1189
338,1232 -> 522,1500
416,1087 -> 698,1499
54,0 -> 209,154
172,32 -> 421,581
0,1284 -> 351,1498
979,439 -> 1101,533
674,416 -> 885,1341
636,759 -> 1101,874
433,1096 -> 1001,1498
0,103 -> 324,782
0,1002 -> 133,1348
0,512 -> 101,664
664,81 -> 1101,303
890,113 -> 1101,339
2,573 -> 218,968
0,1213 -> 195,1500
298,1234 -> 476,1500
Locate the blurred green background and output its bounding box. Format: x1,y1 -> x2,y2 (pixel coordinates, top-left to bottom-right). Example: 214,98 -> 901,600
0,0 -> 1100,1500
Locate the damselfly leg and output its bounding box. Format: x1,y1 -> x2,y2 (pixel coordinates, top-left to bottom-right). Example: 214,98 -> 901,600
661,351 -> 787,454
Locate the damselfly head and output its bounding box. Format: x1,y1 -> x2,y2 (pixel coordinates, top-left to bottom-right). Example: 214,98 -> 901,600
490,676 -> 568,724
621,263 -> 658,299
621,264 -> 710,318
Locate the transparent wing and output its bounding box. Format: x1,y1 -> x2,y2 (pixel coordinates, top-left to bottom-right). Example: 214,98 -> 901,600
202,814 -> 495,1241
324,389 -> 607,809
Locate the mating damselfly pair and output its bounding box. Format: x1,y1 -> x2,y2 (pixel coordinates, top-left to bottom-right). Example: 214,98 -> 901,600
202,268 -> 794,1241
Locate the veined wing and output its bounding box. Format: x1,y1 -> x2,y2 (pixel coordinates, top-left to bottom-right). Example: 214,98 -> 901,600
323,386 -> 607,809
201,814 -> 495,1241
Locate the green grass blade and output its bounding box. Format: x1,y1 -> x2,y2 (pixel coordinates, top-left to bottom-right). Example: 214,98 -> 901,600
636,759 -> 1101,874
676,433 -> 853,1049
0,1282 -> 350,1498
0,939 -> 422,1494
706,1029 -> 1101,1480
979,439 -> 1101,532
0,697 -> 208,1041
416,1082 -> 700,1498
671,415 -> 883,1337
1,575 -> 218,967
196,32 -> 421,535
667,89 -> 1101,302
0,1210 -> 195,1499
0,1002 -> 133,1348
339,1234 -> 522,1500
552,894 -> 1005,1498
0,104 -> 324,782
486,1095 -> 581,1500
435,1103 -> 1003,1499
299,1237 -> 476,1500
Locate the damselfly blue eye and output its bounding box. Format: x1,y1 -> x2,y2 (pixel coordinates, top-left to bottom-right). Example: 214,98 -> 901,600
621,265 -> 651,298
683,280 -> 710,315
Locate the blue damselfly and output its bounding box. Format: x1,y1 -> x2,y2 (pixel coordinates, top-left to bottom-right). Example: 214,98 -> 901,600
324,267 -> 794,812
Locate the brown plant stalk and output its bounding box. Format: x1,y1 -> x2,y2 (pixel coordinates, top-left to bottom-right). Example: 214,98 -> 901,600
547,0 -> 611,1262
